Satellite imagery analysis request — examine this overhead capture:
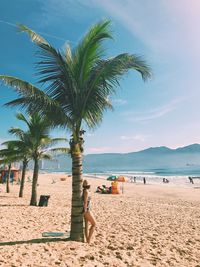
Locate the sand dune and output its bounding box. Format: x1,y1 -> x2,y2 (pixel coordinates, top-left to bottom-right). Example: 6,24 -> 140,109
0,172 -> 199,266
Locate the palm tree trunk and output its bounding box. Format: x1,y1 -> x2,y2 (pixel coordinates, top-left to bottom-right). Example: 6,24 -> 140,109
6,164 -> 11,193
70,152 -> 84,242
30,158 -> 39,206
19,160 -> 28,198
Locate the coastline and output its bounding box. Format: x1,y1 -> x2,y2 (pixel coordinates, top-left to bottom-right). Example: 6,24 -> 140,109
0,171 -> 199,266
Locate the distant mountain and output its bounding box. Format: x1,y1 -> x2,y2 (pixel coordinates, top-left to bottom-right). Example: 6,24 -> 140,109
174,143 -> 200,153
135,146 -> 172,154
40,143 -> 200,173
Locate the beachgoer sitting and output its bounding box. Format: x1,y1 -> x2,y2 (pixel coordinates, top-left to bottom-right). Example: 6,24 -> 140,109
102,185 -> 111,193
96,185 -> 111,194
96,186 -> 103,193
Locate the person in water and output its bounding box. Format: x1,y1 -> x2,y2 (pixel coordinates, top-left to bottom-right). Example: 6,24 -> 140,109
83,180 -> 96,243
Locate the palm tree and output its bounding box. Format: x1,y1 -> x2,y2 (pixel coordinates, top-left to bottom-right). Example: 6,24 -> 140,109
0,143 -> 22,193
0,20 -> 151,241
4,115 -> 33,197
7,113 -> 67,205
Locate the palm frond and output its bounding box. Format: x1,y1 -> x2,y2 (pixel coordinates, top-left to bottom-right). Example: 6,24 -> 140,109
18,24 -> 50,46
8,128 -> 25,139
72,20 -> 112,87
49,147 -> 70,154
0,75 -> 73,128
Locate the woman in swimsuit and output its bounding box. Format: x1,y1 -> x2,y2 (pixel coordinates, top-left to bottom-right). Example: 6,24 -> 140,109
83,180 -> 96,243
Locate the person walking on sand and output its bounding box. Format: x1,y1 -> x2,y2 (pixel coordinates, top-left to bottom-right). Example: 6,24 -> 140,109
83,180 -> 96,243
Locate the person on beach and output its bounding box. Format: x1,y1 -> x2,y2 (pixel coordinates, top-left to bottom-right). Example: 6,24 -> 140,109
188,177 -> 194,184
83,180 -> 96,243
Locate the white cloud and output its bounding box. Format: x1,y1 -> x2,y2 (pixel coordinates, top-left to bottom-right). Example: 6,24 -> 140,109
86,133 -> 94,137
120,134 -> 148,142
112,98 -> 127,106
86,146 -> 111,153
122,97 -> 186,123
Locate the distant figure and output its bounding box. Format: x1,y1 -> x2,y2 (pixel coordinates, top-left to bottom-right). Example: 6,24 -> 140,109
188,177 -> 194,184
163,178 -> 169,183
3,173 -> 7,183
134,176 -> 136,183
51,178 -> 56,184
143,177 -> 146,184
130,176 -> 134,183
10,172 -> 14,184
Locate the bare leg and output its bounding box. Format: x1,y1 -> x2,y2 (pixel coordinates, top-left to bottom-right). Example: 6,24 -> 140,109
84,211 -> 96,244
84,216 -> 89,242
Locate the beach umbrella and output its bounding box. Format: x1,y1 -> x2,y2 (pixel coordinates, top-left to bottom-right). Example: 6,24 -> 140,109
117,176 -> 126,182
107,175 -> 117,181
116,175 -> 126,193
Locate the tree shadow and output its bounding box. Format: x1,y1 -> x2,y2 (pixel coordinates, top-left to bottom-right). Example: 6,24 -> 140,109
0,195 -> 19,198
0,237 -> 70,246
0,204 -> 28,207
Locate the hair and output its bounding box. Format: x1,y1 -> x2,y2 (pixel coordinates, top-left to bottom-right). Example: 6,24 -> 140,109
83,179 -> 90,190
83,185 -> 90,190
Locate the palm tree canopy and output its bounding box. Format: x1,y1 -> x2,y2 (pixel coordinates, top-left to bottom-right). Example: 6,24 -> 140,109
0,20 -> 151,134
3,113 -> 68,161
0,142 -> 23,164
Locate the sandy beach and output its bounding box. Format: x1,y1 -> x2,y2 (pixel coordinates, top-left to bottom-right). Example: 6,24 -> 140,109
0,172 -> 199,267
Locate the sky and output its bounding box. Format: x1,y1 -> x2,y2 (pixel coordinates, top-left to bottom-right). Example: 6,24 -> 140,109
1,0 -> 200,154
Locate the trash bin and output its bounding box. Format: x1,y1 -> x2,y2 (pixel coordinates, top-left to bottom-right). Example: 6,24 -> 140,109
38,195 -> 50,207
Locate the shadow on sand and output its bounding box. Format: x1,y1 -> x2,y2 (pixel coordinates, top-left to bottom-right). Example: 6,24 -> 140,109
0,204 -> 28,207
0,195 -> 19,198
0,237 -> 70,246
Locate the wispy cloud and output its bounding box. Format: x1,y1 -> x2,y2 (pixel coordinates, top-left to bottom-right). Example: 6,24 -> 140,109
112,98 -> 127,106
120,134 -> 149,142
94,0 -> 200,62
39,0 -> 97,28
122,98 -> 185,123
86,146 -> 111,153
0,19 -> 68,42
86,133 -> 94,137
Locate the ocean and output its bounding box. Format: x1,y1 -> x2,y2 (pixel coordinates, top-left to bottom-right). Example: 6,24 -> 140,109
44,166 -> 200,188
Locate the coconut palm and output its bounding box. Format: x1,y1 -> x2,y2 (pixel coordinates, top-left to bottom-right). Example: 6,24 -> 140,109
0,20 -> 151,241
4,115 -> 34,197
0,143 -> 22,193
8,113 -> 67,205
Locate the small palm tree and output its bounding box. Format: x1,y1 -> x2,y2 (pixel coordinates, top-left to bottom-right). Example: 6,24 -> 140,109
0,143 -> 22,193
7,113 -> 67,205
4,115 -> 33,197
0,20 -> 151,241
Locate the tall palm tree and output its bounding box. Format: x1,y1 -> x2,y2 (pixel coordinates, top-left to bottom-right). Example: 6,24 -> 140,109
0,20 -> 151,241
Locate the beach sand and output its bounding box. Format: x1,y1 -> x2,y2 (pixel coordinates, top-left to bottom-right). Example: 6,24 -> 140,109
0,172 -> 199,267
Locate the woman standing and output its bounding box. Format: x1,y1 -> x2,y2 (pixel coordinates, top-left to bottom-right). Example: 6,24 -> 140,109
83,180 -> 96,243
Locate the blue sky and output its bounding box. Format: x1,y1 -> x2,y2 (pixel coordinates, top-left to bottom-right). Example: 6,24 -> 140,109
1,0 -> 200,154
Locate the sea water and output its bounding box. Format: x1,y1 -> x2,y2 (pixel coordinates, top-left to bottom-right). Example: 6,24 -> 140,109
43,166 -> 200,187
